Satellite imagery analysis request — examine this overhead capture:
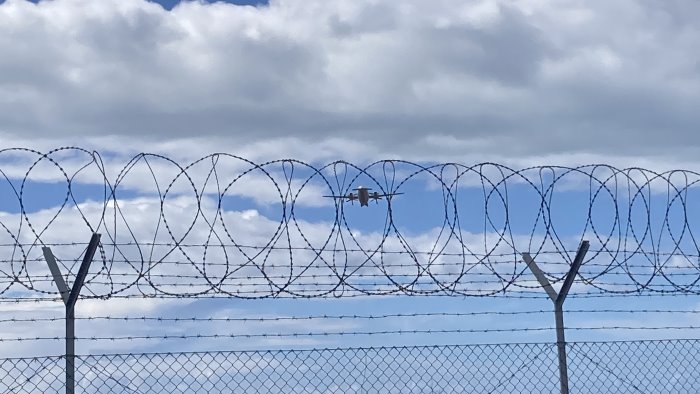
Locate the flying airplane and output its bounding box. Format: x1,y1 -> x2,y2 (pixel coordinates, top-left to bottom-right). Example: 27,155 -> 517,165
324,186 -> 403,207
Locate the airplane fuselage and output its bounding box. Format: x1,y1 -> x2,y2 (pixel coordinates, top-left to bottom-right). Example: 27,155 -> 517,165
324,186 -> 399,206
356,187 -> 370,206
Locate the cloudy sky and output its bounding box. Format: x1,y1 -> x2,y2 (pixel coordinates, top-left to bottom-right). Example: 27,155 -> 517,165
2,1 -> 700,386
0,0 -> 698,165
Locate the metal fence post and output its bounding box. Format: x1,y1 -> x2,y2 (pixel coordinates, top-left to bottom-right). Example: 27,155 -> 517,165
522,240 -> 589,394
43,233 -> 101,394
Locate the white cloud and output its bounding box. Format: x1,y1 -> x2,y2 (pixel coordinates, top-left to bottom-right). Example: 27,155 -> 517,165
0,0 -> 698,165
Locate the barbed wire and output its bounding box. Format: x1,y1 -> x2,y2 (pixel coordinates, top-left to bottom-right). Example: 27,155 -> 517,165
2,325 -> 700,343
4,308 -> 698,324
4,147 -> 700,299
2,291 -> 698,305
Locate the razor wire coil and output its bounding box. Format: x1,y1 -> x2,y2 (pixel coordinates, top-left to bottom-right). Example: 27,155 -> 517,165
3,147 -> 700,299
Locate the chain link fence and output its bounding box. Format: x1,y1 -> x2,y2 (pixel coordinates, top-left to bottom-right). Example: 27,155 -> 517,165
1,340 -> 698,393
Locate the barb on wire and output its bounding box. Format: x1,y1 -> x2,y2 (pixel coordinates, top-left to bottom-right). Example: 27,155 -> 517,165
5,308 -> 700,325
3,147 -> 700,299
4,325 -> 700,343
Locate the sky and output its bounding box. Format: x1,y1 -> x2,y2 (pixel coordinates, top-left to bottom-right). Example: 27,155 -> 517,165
0,0 -> 698,166
1,0 -> 271,7
151,0 -> 269,10
1,0 -> 700,385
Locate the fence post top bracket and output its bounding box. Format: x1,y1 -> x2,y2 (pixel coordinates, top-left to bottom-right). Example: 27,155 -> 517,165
522,240 -> 590,306
42,233 -> 101,309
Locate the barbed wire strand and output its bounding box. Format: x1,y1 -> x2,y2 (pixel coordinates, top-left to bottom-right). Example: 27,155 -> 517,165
3,308 -> 700,325
2,325 -> 700,343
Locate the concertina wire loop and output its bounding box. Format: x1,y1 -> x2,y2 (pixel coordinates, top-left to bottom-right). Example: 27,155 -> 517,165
1,146 -> 700,299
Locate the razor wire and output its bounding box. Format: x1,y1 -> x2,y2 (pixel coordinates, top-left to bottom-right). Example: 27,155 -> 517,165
3,146 -> 700,299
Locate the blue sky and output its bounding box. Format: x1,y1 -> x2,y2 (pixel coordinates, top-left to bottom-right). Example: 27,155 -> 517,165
1,0 -> 700,366
152,0 -> 269,9
4,0 -> 270,7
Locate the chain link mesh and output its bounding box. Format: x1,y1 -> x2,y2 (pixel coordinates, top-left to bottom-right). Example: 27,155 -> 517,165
0,356 -> 63,393
1,340 -> 698,393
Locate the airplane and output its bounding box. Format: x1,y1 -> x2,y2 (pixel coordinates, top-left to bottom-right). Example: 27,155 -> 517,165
324,186 -> 403,207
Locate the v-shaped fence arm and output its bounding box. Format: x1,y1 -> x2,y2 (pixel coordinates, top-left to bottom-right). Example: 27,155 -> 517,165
42,233 -> 101,394
521,240 -> 589,394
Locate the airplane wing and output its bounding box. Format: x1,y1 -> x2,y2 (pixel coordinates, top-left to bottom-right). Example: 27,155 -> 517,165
323,195 -> 347,199
368,192 -> 404,201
